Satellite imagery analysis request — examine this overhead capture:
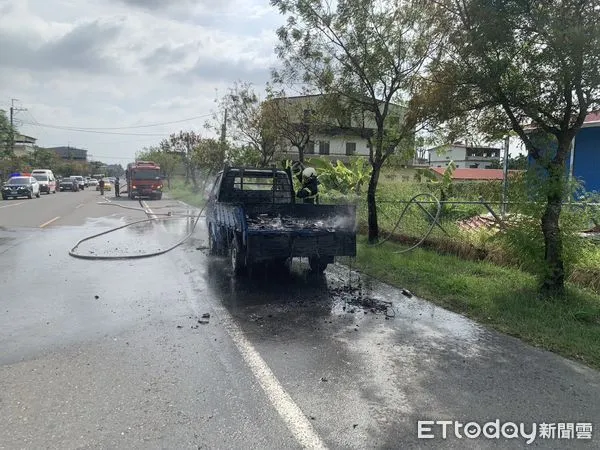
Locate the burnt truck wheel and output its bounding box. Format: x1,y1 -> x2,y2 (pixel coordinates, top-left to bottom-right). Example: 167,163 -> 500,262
208,226 -> 218,256
309,257 -> 328,273
230,239 -> 245,275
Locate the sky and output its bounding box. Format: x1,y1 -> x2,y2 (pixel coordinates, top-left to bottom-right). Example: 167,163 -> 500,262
0,0 -> 284,165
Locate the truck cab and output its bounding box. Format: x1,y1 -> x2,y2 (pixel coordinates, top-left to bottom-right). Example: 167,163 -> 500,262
126,161 -> 163,200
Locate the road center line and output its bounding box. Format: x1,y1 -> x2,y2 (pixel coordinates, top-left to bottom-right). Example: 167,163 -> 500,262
0,202 -> 24,209
141,200 -> 157,219
39,216 -> 60,228
212,304 -> 328,449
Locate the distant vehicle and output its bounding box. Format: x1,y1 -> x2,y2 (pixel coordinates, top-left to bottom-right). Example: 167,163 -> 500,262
96,178 -> 112,191
88,178 -> 98,186
72,176 -> 85,190
2,176 -> 41,200
32,173 -> 57,194
205,167 -> 357,275
59,177 -> 79,192
126,161 -> 163,200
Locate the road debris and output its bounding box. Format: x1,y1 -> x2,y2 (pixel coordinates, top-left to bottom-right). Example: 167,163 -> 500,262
329,284 -> 394,317
201,313 -> 210,319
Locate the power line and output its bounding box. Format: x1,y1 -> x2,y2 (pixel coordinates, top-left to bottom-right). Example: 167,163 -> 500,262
19,113 -> 213,131
18,121 -> 168,136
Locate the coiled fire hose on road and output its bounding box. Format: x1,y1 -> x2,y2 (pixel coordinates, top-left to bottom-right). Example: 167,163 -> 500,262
68,197 -> 206,260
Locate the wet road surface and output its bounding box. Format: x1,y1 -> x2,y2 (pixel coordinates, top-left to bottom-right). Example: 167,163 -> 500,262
0,194 -> 599,449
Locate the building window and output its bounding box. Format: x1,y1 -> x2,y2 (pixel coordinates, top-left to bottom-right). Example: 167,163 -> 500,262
319,141 -> 330,155
469,164 -> 479,168
346,142 -> 356,156
306,141 -> 315,154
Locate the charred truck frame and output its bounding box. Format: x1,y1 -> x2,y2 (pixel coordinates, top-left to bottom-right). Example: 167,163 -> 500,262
125,161 -> 163,200
205,166 -> 357,275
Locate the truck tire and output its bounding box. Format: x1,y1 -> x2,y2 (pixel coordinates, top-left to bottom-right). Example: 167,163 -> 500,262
309,257 -> 328,273
230,238 -> 245,275
208,226 -> 218,256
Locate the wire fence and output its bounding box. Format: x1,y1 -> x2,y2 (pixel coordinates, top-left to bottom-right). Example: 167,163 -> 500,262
350,196 -> 600,263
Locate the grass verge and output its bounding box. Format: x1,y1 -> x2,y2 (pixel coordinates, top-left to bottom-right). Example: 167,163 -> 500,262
164,179 -> 205,208
349,236 -> 600,370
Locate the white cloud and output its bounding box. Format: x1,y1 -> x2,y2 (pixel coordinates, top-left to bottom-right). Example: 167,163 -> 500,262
0,0 -> 283,164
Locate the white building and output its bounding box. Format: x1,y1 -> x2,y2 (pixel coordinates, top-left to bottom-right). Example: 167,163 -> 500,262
13,134 -> 37,157
269,94 -> 407,162
428,142 -> 501,169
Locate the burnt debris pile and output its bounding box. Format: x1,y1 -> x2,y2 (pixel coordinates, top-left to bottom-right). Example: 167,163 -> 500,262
247,214 -> 353,232
329,284 -> 394,317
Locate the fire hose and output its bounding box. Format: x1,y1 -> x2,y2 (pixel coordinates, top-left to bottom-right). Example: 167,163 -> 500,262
68,197 -> 206,260
69,189 -> 441,260
367,193 -> 443,253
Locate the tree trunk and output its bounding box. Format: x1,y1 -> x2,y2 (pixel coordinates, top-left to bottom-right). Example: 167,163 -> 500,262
184,163 -> 190,185
298,144 -> 305,163
367,162 -> 382,243
540,157 -> 566,295
189,166 -> 199,192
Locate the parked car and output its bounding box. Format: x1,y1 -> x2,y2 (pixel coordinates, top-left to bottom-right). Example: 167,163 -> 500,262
2,176 -> 41,199
88,178 -> 98,186
96,178 -> 112,191
59,177 -> 80,192
72,176 -> 85,190
32,173 -> 57,194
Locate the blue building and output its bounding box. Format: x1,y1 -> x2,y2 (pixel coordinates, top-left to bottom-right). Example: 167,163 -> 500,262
568,112 -> 600,192
527,112 -> 600,193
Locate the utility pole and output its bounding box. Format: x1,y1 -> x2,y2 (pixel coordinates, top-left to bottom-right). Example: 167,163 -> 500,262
9,99 -> 27,156
220,108 -> 228,143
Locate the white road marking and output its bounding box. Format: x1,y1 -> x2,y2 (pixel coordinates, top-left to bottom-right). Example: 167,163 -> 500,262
212,304 -> 328,449
39,216 -> 60,228
76,203 -> 85,209
0,202 -> 25,209
141,200 -> 157,219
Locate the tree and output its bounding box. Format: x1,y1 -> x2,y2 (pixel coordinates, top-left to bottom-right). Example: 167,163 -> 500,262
0,110 -> 14,158
137,146 -> 179,188
160,131 -> 204,190
29,147 -> 59,169
271,0 -> 437,242
262,86 -> 328,162
422,0 -> 600,294
210,81 -> 278,166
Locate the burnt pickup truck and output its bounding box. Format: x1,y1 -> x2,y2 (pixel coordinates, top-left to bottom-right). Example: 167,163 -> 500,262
205,167 -> 356,275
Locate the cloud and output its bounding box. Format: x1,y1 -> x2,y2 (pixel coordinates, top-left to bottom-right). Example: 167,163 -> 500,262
0,18 -> 126,74
0,0 -> 284,164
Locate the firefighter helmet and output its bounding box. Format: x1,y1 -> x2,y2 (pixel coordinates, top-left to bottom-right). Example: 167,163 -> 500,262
302,167 -> 317,180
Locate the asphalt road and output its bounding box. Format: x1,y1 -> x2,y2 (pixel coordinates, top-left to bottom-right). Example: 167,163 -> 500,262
0,191 -> 599,449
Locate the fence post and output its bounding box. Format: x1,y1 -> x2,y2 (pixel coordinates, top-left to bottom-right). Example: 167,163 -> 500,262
501,135 -> 510,217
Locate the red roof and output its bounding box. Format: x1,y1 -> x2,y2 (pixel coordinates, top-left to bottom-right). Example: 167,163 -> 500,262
430,168 -> 520,180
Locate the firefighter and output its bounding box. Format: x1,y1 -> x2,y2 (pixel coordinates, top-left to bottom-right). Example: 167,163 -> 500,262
99,178 -> 105,196
296,167 -> 319,204
114,177 -> 120,197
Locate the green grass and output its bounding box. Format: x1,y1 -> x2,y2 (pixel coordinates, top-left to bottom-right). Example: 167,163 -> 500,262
164,178 -> 206,208
349,236 -> 600,370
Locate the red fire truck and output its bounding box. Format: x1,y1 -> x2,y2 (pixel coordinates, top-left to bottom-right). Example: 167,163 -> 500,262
125,161 -> 163,200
